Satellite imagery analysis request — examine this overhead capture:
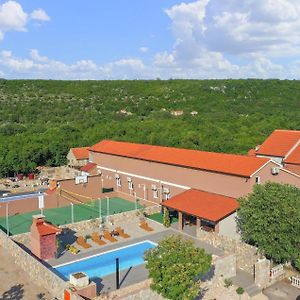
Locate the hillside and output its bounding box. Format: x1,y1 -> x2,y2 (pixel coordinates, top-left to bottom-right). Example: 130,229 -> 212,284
0,79 -> 299,176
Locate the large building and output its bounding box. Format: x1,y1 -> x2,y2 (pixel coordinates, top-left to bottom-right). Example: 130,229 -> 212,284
84,138 -> 300,238
251,129 -> 300,175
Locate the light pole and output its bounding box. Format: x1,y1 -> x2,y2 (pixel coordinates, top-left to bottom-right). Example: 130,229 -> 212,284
71,203 -> 74,223
99,198 -> 102,220
106,196 -> 110,218
141,184 -> 147,200
134,192 -> 138,210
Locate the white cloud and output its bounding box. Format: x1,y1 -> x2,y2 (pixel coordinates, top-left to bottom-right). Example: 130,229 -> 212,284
139,47 -> 149,53
30,9 -> 50,21
0,50 -> 155,80
0,1 -> 49,40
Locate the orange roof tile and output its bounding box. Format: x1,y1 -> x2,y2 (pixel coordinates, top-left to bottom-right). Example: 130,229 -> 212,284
90,140 -> 269,178
71,147 -> 90,160
36,222 -> 61,236
161,189 -> 239,222
247,149 -> 256,156
256,129 -> 300,157
80,162 -> 97,172
285,143 -> 300,165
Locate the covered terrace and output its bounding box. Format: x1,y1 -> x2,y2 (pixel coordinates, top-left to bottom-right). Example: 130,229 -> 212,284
161,189 -> 239,236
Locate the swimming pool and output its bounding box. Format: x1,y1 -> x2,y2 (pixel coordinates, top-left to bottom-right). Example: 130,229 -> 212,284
54,240 -> 156,280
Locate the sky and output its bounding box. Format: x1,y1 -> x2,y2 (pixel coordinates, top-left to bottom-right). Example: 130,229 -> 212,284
1,0 -> 300,79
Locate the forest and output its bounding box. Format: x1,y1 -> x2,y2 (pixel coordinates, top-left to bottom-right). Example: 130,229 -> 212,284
0,79 -> 299,177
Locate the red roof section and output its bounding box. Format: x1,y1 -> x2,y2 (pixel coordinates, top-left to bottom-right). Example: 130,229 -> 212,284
285,143 -> 300,165
80,162 -> 97,172
256,130 -> 300,157
71,147 -> 90,160
90,140 -> 269,177
161,189 -> 239,222
247,149 -> 256,157
36,221 -> 61,236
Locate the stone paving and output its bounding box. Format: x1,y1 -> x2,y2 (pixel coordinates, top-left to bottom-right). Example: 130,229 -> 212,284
263,279 -> 300,300
0,246 -> 53,300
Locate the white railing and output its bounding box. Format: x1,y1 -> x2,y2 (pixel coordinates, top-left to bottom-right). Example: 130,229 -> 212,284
270,264 -> 284,279
289,276 -> 300,289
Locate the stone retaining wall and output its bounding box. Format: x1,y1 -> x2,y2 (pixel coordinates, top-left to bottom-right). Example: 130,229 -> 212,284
63,205 -> 160,235
0,230 -> 67,300
197,229 -> 261,274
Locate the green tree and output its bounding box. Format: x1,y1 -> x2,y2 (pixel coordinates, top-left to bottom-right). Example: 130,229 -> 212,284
237,182 -> 300,263
163,207 -> 171,227
145,235 -> 212,300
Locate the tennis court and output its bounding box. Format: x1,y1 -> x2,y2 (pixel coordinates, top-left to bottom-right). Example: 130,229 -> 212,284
0,197 -> 142,235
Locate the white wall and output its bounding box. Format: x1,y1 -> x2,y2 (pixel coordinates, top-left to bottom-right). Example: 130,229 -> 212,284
218,212 -> 240,240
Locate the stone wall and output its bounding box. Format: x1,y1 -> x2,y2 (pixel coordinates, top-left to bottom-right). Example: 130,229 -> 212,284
0,230 -> 67,300
62,205 -> 160,235
197,229 -> 261,274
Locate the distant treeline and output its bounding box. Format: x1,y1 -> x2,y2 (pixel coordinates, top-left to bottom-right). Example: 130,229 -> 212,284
0,79 -> 299,176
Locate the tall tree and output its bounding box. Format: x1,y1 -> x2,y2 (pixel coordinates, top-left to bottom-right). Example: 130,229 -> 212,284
237,182 -> 300,263
145,235 -> 212,300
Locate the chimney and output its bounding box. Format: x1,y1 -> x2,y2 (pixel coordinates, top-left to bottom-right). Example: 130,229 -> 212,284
32,214 -> 45,224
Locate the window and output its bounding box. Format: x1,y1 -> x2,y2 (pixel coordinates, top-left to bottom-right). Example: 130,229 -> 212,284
128,180 -> 133,190
255,176 -> 261,184
116,174 -> 121,186
153,189 -> 158,199
164,193 -> 170,200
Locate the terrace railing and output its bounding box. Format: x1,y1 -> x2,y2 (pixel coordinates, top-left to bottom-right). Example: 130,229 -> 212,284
289,276 -> 300,289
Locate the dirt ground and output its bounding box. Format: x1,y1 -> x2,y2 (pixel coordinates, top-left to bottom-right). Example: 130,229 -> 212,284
0,246 -> 54,300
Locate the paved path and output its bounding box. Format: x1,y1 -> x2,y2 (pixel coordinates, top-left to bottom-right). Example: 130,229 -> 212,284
0,246 -> 52,300
263,280 -> 300,300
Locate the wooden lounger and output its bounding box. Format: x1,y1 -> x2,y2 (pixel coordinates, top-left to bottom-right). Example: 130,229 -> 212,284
103,230 -> 118,243
91,232 -> 106,246
115,226 -> 130,238
76,236 -> 92,249
139,220 -> 154,232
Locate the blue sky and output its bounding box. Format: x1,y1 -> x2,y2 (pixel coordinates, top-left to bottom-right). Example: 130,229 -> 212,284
1,0 -> 300,79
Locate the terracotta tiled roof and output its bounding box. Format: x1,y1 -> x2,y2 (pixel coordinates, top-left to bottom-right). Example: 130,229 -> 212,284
80,162 -> 97,172
71,147 -> 90,160
36,222 -> 61,236
247,149 -> 256,156
256,129 -> 300,157
90,140 -> 269,178
161,189 -> 239,222
285,143 -> 300,165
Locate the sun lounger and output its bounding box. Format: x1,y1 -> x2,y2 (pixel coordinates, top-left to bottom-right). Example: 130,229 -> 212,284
76,236 -> 92,249
103,230 -> 118,242
66,244 -> 80,254
139,220 -> 154,232
115,226 -> 130,238
91,232 -> 106,246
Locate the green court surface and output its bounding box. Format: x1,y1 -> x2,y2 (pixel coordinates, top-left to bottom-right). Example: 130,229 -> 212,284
0,197 -> 142,236
147,212 -> 178,224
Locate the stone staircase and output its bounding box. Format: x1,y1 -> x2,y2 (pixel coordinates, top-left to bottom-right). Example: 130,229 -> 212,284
231,269 -> 262,298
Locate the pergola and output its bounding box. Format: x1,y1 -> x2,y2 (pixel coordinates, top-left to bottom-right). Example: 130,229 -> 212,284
161,189 -> 239,232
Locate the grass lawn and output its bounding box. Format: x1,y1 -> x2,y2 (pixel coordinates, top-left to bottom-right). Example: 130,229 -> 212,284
147,212 -> 178,224
0,197 -> 142,235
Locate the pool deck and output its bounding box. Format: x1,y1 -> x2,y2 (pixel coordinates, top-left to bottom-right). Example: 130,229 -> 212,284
46,218 -> 224,293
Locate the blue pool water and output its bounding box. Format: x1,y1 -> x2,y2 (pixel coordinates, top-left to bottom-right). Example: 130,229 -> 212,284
54,240 -> 156,280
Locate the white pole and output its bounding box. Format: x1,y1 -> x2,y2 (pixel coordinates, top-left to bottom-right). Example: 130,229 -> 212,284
99,198 -> 102,220
143,184 -> 146,200
106,196 -> 109,217
134,192 -> 137,210
71,203 -> 74,223
6,203 -> 9,236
